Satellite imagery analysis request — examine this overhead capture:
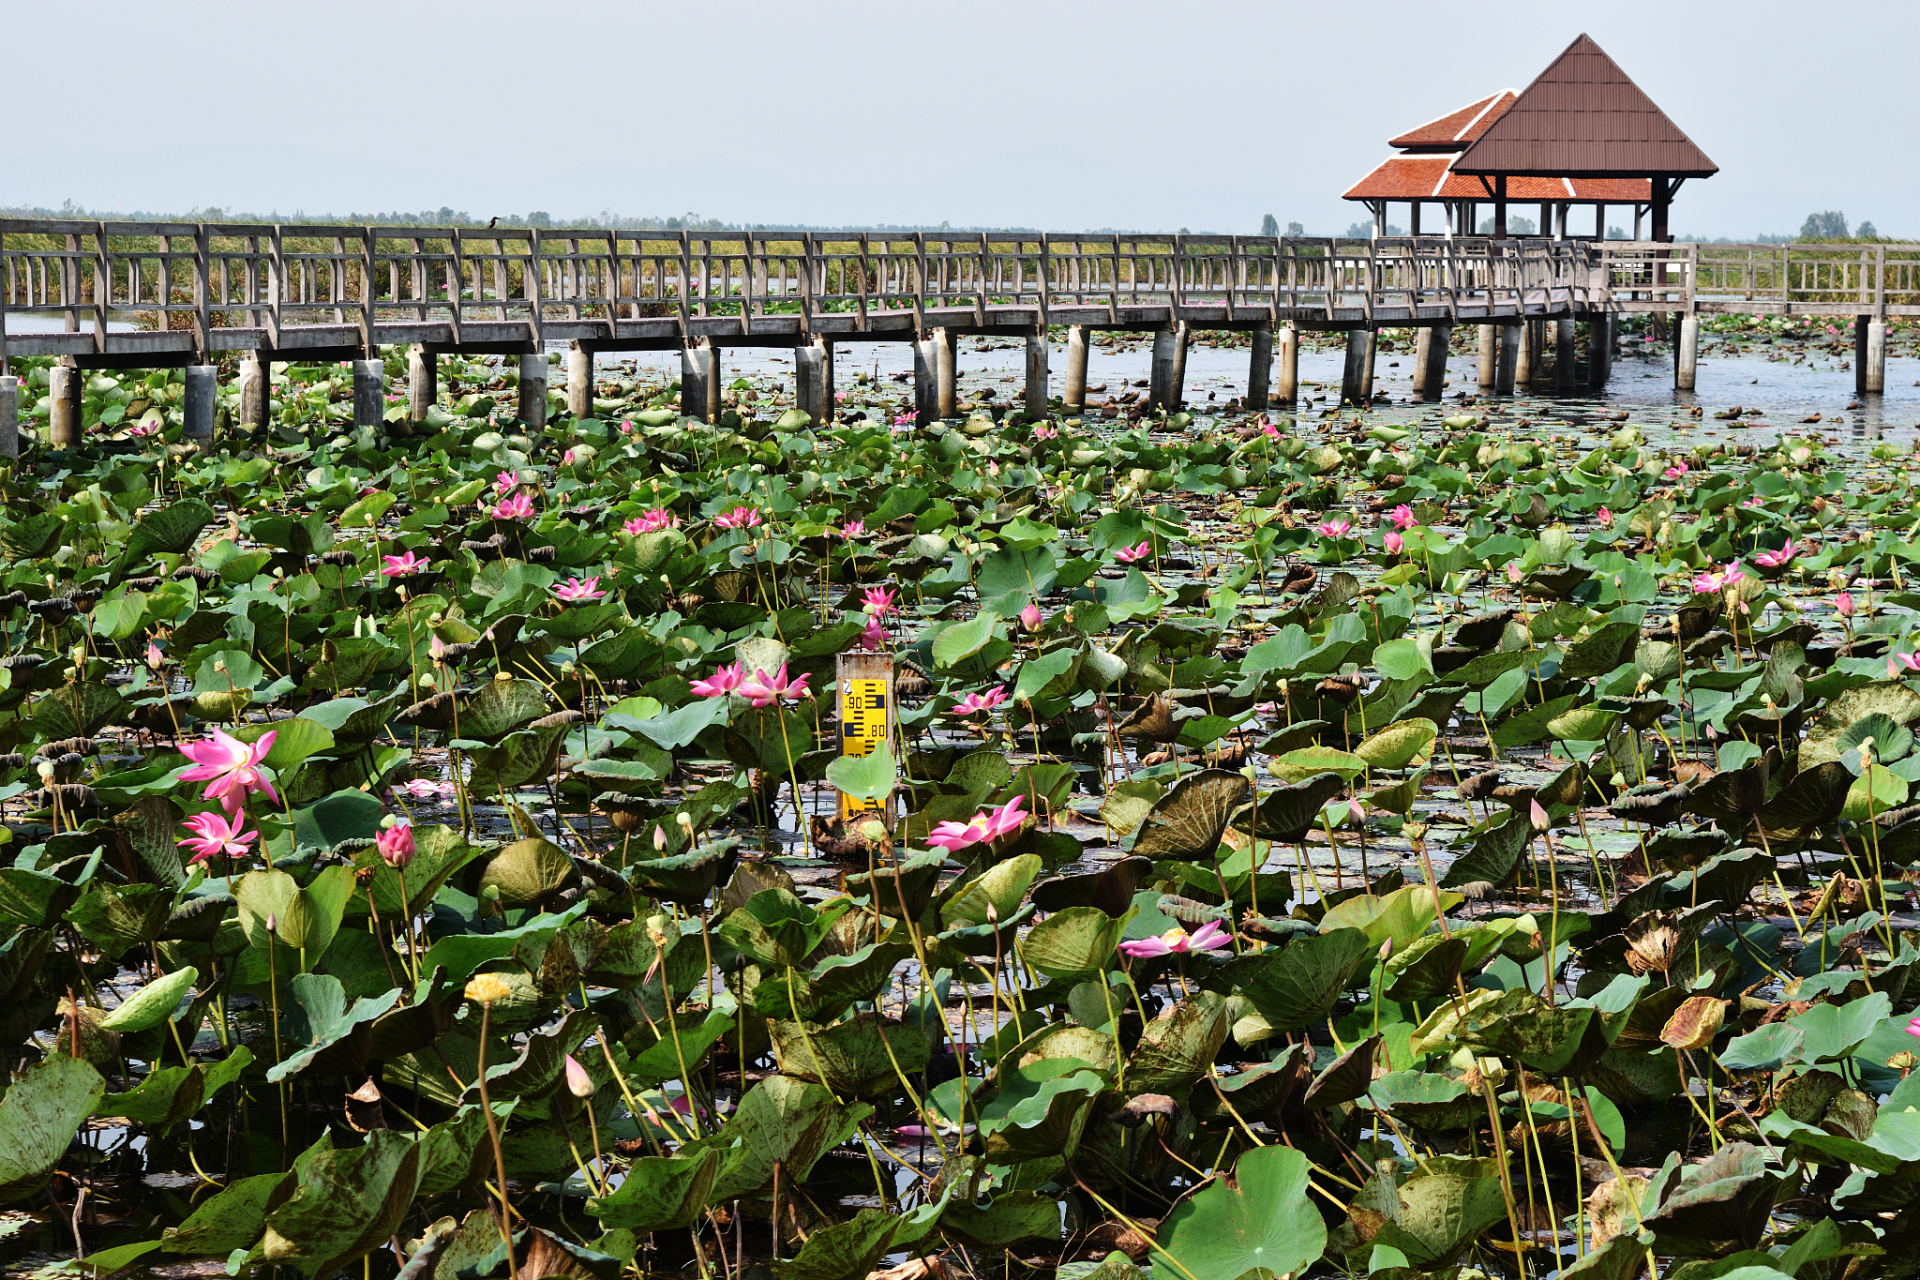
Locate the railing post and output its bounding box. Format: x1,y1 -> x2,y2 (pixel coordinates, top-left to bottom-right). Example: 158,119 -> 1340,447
359,226 -> 376,354
193,226 -> 210,363
94,223 -> 110,354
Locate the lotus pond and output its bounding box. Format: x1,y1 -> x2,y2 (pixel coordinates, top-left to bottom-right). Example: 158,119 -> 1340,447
6,333 -> 1920,1280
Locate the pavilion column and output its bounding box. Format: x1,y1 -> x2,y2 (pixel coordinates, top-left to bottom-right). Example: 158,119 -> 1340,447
240,353 -> 272,433
518,353 -> 548,428
934,328 -> 958,418
1167,321 -> 1190,409
795,337 -> 829,425
1515,320 -> 1537,385
407,344 -> 435,422
1494,175 -> 1509,239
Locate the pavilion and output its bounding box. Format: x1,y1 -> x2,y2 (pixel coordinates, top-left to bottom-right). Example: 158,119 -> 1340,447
1342,34 -> 1715,241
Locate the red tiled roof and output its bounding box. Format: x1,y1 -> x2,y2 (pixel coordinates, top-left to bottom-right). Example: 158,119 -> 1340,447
1344,156 -> 1651,203
1454,34 -> 1718,177
1387,92 -> 1517,151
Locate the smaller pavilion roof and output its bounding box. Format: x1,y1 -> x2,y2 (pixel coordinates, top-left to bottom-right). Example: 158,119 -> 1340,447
1387,91 -> 1516,152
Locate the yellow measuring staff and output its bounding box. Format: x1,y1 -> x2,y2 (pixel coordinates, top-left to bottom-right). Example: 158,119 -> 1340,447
835,654 -> 895,824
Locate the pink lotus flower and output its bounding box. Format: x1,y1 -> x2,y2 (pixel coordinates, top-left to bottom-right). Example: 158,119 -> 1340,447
178,809 -> 256,863
127,421 -> 159,438
381,551 -> 426,577
739,663 -> 811,707
1119,920 -> 1231,960
893,412 -> 917,428
401,778 -> 455,801
1597,507 -> 1614,527
376,821 -> 415,869
494,470 -> 518,495
690,662 -> 745,698
1908,1017 -> 1920,1040
839,520 -> 865,539
863,586 -> 898,617
1033,424 -> 1058,440
949,687 -> 1008,718
1753,539 -> 1798,569
553,576 -> 607,602
624,507 -> 677,534
1383,531 -> 1404,555
1388,504 -> 1417,530
492,492 -> 535,521
146,640 -> 165,670
1837,591 -> 1856,618
714,507 -> 762,530
1114,542 -> 1152,563
1694,563 -> 1745,595
1507,561 -> 1524,584
1663,461 -> 1690,481
1890,653 -> 1920,679
561,449 -> 579,465
860,616 -> 888,651
1020,602 -> 1043,630
926,795 -> 1028,853
621,420 -> 635,435
178,726 -> 278,812
1743,495 -> 1766,509
1260,421 -> 1281,439
1316,518 -> 1353,539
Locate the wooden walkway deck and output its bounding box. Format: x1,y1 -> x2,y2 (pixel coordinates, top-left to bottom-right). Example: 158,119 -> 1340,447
1,223 -> 1603,366
0,223 -> 1909,444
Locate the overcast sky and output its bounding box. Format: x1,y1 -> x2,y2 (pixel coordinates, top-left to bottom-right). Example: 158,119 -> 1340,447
6,0 -> 1913,239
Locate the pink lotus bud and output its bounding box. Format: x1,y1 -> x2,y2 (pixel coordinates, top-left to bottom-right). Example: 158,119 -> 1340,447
1837,592 -> 1855,619
1020,602 -> 1042,630
564,1054 -> 594,1099
1383,531 -> 1404,555
1530,799 -> 1550,833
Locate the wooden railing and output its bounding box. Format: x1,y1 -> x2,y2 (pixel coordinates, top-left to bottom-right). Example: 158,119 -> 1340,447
1,222 -> 1605,358
1595,241 -> 1920,316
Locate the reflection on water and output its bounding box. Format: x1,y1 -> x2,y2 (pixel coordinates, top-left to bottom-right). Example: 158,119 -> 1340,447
590,336 -> 1920,442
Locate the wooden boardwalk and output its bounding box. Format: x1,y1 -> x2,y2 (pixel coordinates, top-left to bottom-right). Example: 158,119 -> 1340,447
0,222 -> 1910,444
